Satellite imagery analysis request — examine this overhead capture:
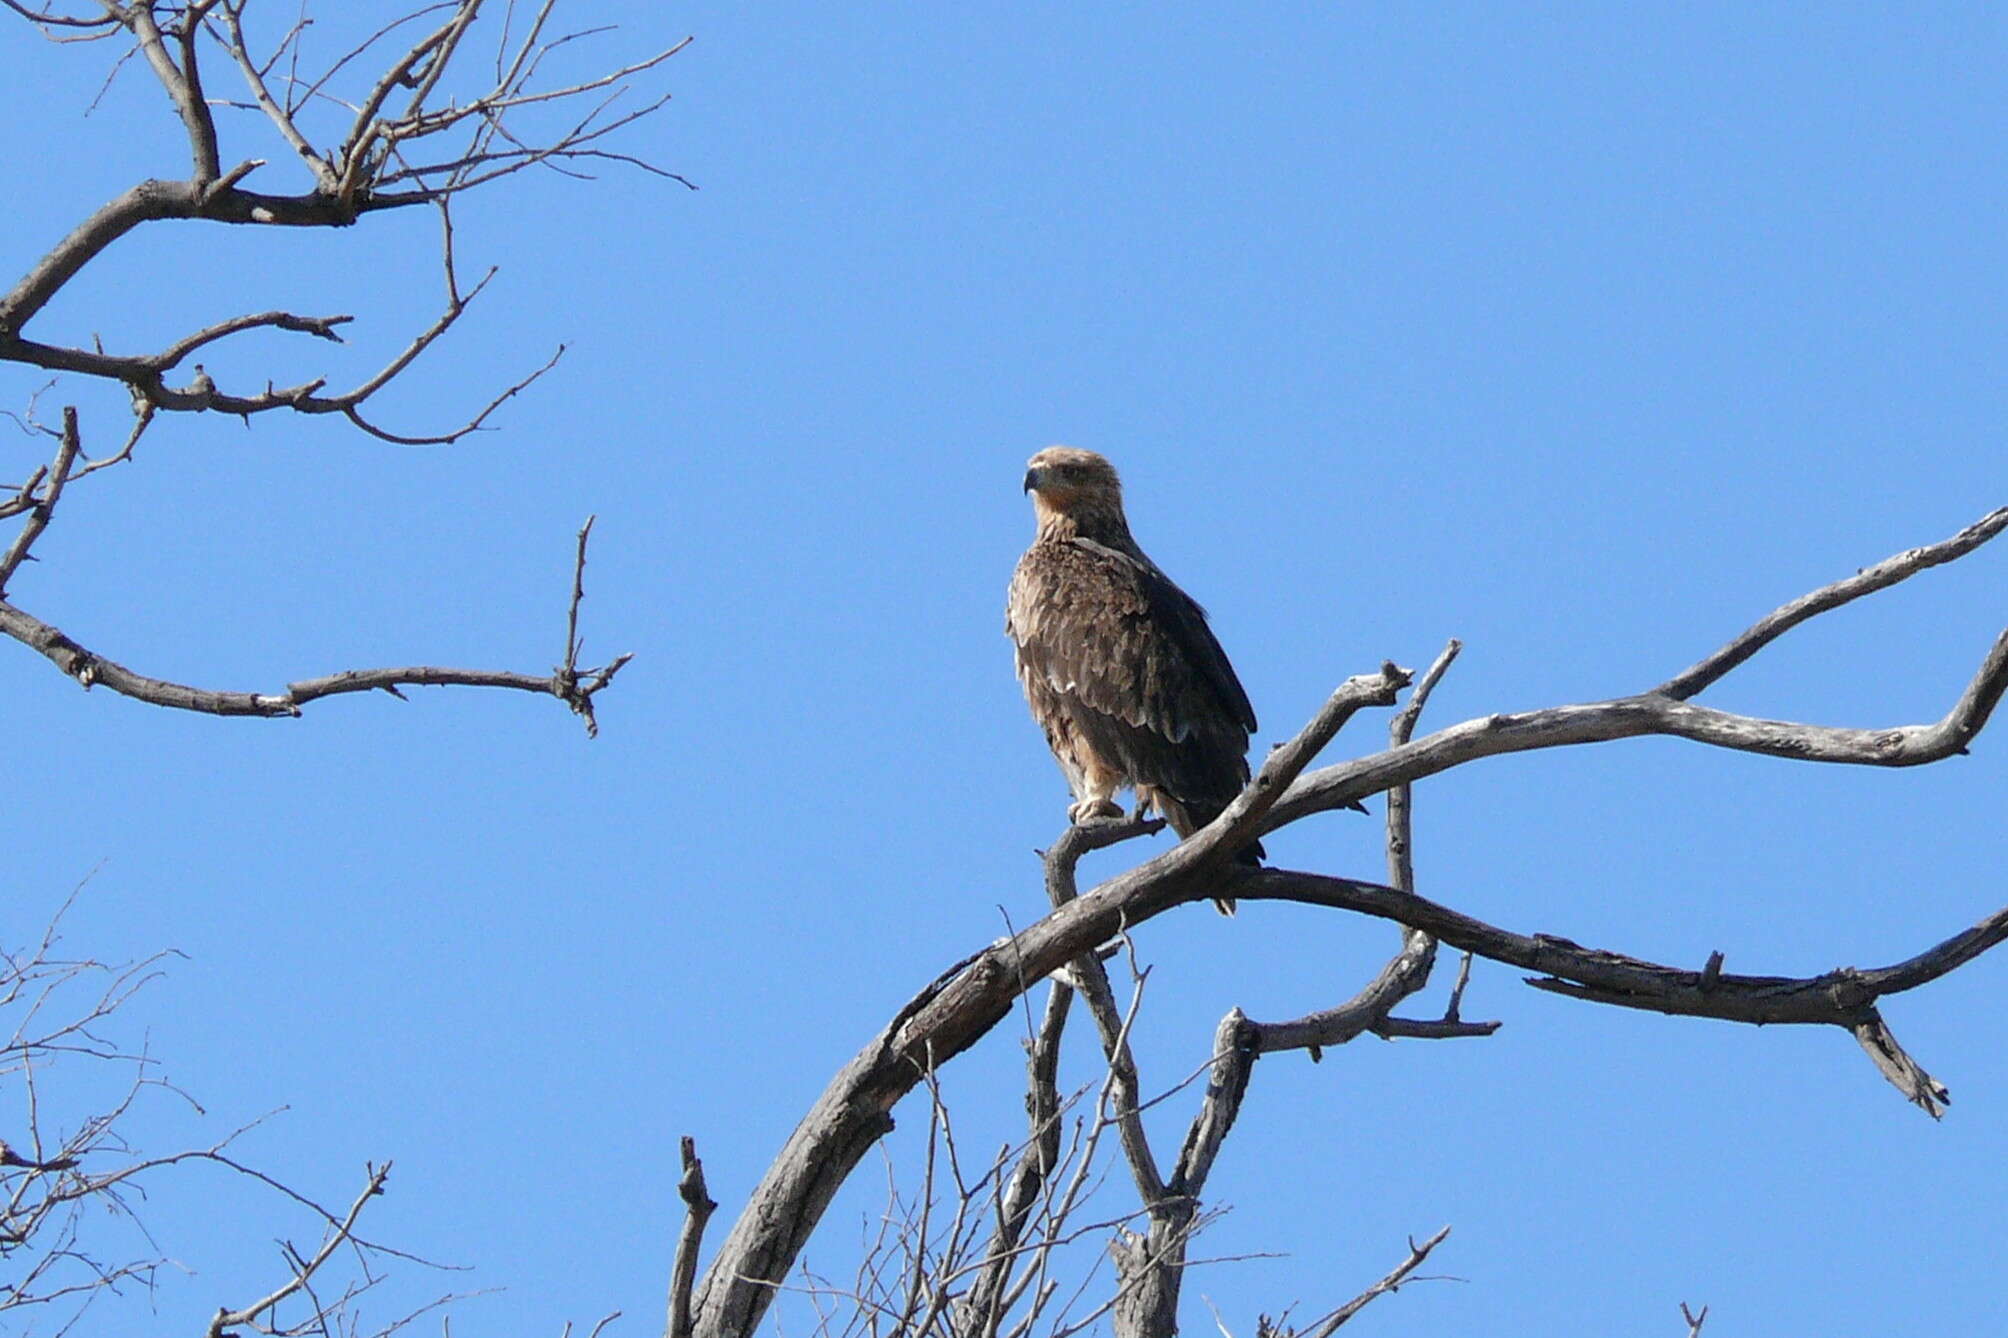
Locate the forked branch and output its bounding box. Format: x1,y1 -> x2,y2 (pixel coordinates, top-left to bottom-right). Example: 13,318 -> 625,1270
686,505 -> 2008,1338
1,1 -> 688,447
207,1162 -> 392,1338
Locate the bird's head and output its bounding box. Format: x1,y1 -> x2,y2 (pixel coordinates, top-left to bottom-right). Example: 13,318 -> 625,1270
1023,446 -> 1124,531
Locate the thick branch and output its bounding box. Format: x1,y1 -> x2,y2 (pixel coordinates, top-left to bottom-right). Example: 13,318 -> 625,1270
1235,870 -> 2008,1028
1165,1009 -> 1256,1201
0,178 -> 422,337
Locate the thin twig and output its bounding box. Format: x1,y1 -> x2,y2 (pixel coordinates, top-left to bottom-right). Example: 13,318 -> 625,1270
0,405 -> 80,592
1300,1225 -> 1453,1337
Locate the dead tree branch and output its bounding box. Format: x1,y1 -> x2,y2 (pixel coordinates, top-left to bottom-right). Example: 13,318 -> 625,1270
0,443 -> 628,729
952,979 -> 1072,1338
1232,867 -> 1998,1114
1262,1225 -> 1453,1338
1268,506 -> 2008,829
666,1137 -> 717,1338
0,404 -> 78,593
1655,506 -> 2008,700
0,6 -> 660,727
3,894 -> 423,1332
685,507 -> 2008,1338
206,1162 -> 393,1338
2,1 -> 688,441
1092,643 -> 1487,1337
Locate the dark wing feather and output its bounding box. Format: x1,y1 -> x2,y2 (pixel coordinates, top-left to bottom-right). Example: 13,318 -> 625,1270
1008,536 -> 1257,814
1081,539 -> 1258,738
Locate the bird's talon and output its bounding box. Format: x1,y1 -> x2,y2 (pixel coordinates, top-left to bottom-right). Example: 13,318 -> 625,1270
1068,798 -> 1124,825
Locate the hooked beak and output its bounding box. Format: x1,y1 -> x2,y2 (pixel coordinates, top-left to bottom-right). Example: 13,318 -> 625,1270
1022,467 -> 1041,494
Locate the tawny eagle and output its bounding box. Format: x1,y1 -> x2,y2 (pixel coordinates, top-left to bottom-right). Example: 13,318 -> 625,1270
1007,447 -> 1260,912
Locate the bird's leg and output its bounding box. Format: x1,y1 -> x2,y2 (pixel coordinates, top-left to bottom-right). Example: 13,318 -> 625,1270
1068,764 -> 1125,825
1068,796 -> 1124,824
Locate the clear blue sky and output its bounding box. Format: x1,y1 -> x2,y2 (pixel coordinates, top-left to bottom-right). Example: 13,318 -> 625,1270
4,4 -> 2006,1335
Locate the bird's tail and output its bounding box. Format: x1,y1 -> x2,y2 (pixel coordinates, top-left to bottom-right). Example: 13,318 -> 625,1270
1212,835 -> 1262,915
1147,790 -> 1260,915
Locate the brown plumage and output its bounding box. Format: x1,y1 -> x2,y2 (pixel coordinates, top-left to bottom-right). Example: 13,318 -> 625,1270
1007,447 -> 1259,913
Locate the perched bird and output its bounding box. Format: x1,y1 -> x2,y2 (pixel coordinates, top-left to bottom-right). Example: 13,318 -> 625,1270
1007,447 -> 1260,912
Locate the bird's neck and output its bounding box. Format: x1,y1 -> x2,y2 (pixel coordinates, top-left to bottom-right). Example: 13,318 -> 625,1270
1035,499 -> 1136,549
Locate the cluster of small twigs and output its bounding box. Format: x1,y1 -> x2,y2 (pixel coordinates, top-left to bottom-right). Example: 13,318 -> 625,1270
772,1055 -> 1206,1338
675,934 -> 1464,1338
0,2 -> 664,726
739,962 -> 1443,1338
0,892 -> 455,1335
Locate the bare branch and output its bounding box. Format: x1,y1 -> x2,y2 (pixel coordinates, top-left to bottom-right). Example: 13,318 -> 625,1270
1294,1225 -> 1453,1338
333,5 -> 472,203
0,405 -> 79,592
155,308 -> 352,368
1273,507 -> 2008,827
955,981 -> 1072,1338
1198,663 -> 1411,864
125,1 -> 223,183
0,554 -> 630,732
1235,640 -> 1498,1061
666,1137 -> 716,1338
0,178 -> 424,340
207,1162 -> 393,1338
1,1 -> 118,31
687,508 -> 2008,1338
1270,632 -> 2008,831
1238,867 -> 2006,1113
1,1 -> 688,398
218,0 -> 338,189
1657,505 -> 2008,700
344,342 -> 565,446
1384,638 -> 1462,894
1163,1009 -> 1255,1202
70,402 -> 155,481
1067,953 -> 1165,1206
